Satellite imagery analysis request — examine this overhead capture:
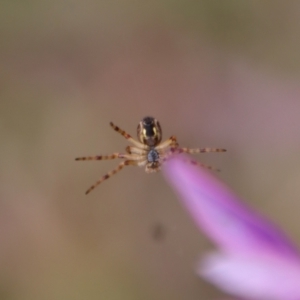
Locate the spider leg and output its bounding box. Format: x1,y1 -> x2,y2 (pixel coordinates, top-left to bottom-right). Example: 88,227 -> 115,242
126,146 -> 147,155
176,147 -> 226,154
85,160 -> 143,194
75,153 -> 121,161
110,122 -> 148,149
184,158 -> 220,171
160,148 -> 220,172
155,136 -> 178,150
75,153 -> 142,161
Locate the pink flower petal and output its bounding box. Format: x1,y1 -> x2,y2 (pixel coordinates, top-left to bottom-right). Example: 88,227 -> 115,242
163,156 -> 300,299
163,156 -> 299,259
199,251 -> 300,300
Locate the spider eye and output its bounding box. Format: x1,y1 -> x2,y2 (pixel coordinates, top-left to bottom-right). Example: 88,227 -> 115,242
142,116 -> 154,126
137,117 -> 162,147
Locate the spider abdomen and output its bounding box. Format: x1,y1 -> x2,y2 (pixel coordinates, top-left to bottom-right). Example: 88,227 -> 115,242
137,116 -> 162,147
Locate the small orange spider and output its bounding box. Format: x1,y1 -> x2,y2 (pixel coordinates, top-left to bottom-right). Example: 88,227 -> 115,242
76,116 -> 226,194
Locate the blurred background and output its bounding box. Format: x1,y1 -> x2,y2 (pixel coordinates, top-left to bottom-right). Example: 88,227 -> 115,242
1,1 -> 300,299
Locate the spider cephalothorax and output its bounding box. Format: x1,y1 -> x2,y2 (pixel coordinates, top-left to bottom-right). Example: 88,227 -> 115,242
76,116 -> 226,194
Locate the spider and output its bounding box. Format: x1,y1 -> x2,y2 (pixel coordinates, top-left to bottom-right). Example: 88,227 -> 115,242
75,116 -> 226,194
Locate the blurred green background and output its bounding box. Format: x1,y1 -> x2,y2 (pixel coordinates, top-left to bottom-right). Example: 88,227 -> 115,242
1,1 -> 300,299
